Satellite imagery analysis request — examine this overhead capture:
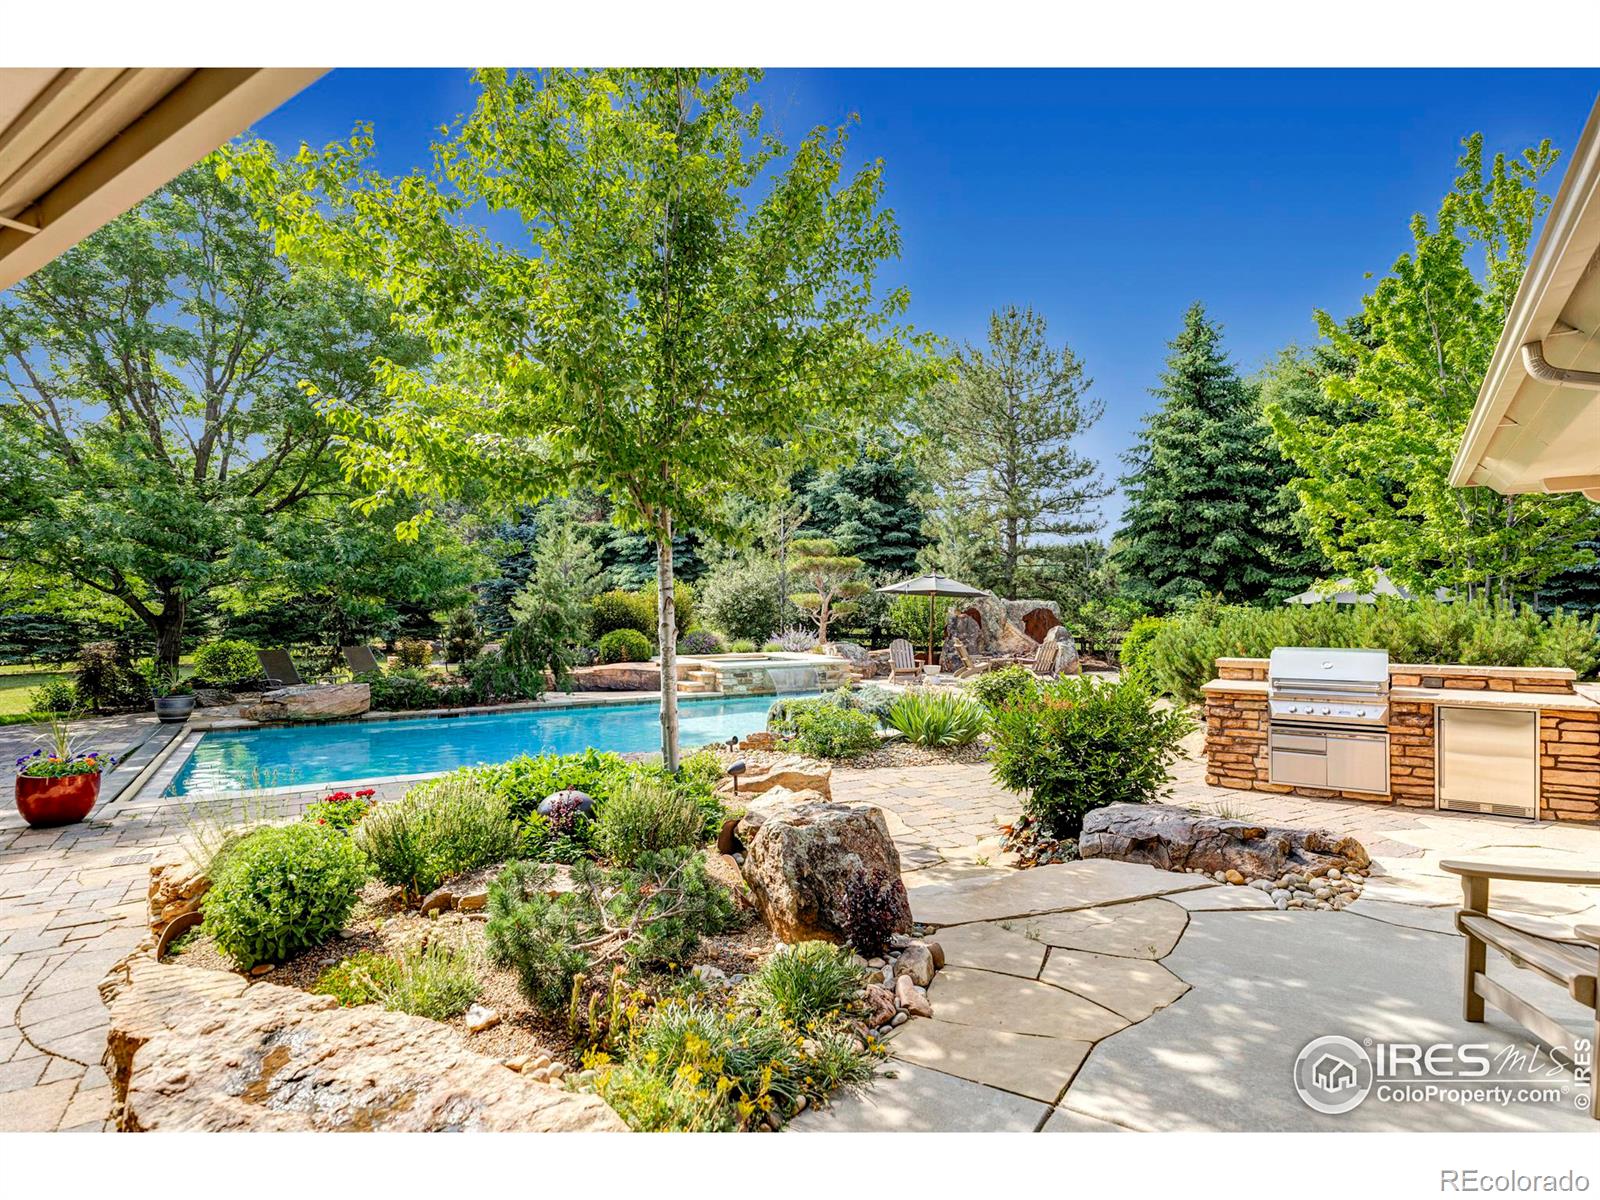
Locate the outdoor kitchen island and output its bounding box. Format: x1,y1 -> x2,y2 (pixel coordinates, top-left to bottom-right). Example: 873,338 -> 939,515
1202,653 -> 1600,824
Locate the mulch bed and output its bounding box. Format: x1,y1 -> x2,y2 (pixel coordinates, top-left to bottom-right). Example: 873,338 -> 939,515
726,741 -> 991,772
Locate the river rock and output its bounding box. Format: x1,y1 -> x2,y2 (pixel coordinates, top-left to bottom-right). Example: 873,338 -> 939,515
863,984 -> 898,1027
1078,803 -> 1371,879
893,942 -> 936,987
737,801 -> 912,945
242,682 -> 370,723
99,955 -> 625,1132
894,973 -> 933,1018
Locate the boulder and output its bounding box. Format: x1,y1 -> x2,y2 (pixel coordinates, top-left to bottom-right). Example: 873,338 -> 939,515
718,755 -> 833,802
242,682 -> 370,723
147,861 -> 209,935
569,663 -> 660,691
192,687 -> 236,708
99,955 -> 626,1132
738,801 -> 912,944
940,595 -> 1062,666
1043,626 -> 1083,675
723,785 -> 830,854
1078,803 -> 1372,880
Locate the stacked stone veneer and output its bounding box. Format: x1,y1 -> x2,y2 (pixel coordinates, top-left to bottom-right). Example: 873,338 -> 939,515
1203,657 -> 1599,822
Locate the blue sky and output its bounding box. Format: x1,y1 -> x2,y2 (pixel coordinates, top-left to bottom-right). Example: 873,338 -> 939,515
252,68 -> 1600,531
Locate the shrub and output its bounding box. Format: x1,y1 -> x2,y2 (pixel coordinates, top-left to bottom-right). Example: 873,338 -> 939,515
698,558 -> 783,644
989,676 -> 1193,839
729,639 -> 757,654
597,628 -> 653,665
886,690 -> 987,747
202,822 -> 368,969
485,851 -> 735,1012
1117,616 -> 1166,687
740,941 -> 864,1027
393,637 -> 434,669
647,580 -> 695,638
967,664 -> 1041,711
443,608 -> 483,664
301,788 -> 377,832
594,775 -> 706,866
678,628 -> 725,656
462,638 -> 549,705
312,940 -> 480,1020
358,668 -> 446,712
478,749 -> 635,822
591,1060 -> 735,1132
590,590 -> 656,640
776,627 -> 818,652
841,867 -> 903,957
848,683 -> 897,721
190,639 -> 260,688
356,775 -> 518,900
791,703 -> 879,759
28,677 -> 77,714
1143,595 -> 1600,702
73,640 -> 145,710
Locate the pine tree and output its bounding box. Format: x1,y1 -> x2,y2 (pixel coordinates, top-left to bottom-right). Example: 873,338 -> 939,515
803,441 -> 928,577
1115,302 -> 1312,609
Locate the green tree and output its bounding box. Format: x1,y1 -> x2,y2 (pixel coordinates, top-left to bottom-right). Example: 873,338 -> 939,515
1267,134 -> 1593,602
0,150 -> 426,667
802,439 -> 928,577
918,305 -> 1106,596
245,69 -> 934,766
787,538 -> 869,646
509,502 -> 606,641
1115,302 -> 1310,609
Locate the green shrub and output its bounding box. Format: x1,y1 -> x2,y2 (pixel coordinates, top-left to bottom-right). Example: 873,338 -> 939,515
358,667 -> 456,712
848,683 -> 897,720
443,608 -> 483,665
72,640 -> 145,710
202,822 -> 368,969
678,629 -> 725,656
967,664 -> 1040,710
393,637 -> 434,669
1143,596 -> 1600,702
885,690 -> 988,746
1117,616 -> 1166,687
476,749 -> 635,822
300,789 -> 376,832
597,628 -> 653,665
590,589 -> 656,640
312,941 -> 481,1020
594,775 -> 706,866
486,852 -> 735,1012
791,703 -> 879,759
28,677 -> 77,714
740,941 -> 865,1027
591,1060 -> 736,1132
729,639 -> 757,654
989,676 -> 1193,839
191,639 -> 260,688
356,775 -> 518,900
647,581 -> 695,638
698,558 -> 783,644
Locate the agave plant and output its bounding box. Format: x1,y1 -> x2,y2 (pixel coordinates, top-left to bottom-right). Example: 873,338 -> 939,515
886,689 -> 988,747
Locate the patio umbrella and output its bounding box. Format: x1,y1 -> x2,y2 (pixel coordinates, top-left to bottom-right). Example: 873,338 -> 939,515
875,572 -> 988,666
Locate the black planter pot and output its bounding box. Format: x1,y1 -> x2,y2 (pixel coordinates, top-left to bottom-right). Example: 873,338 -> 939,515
153,694 -> 197,724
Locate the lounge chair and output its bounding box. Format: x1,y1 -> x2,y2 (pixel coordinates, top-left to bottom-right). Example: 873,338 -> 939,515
887,638 -> 921,683
256,648 -> 304,688
341,644 -> 383,675
1442,858 -> 1599,1119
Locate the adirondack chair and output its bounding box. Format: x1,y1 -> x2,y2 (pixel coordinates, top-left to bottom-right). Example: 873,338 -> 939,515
341,644 -> 383,675
256,648 -> 304,688
887,638 -> 920,683
946,641 -> 987,679
1442,859 -> 1599,1119
1028,640 -> 1061,678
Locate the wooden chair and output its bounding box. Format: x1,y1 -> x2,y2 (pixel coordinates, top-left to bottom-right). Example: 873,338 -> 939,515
1442,859 -> 1599,1120
256,648 -> 304,688
341,644 -> 383,675
1028,640 -> 1061,678
887,638 -> 920,683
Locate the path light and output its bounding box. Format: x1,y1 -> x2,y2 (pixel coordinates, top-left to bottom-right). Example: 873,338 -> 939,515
726,760 -> 747,795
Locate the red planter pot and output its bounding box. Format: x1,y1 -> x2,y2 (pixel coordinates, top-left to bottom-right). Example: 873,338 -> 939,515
14,772 -> 101,828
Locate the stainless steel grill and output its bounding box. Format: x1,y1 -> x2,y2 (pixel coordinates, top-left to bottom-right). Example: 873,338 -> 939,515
1267,647 -> 1391,794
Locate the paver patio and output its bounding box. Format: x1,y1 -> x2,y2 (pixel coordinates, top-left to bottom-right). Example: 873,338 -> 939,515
3,718 -> 1597,1131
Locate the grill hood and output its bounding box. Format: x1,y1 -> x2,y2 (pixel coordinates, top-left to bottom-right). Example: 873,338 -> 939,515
1268,647 -> 1390,691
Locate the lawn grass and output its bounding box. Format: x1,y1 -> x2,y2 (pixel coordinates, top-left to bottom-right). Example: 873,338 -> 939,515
0,666 -> 73,719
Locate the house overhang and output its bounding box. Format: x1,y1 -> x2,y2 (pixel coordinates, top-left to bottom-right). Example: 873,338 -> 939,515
1450,94 -> 1600,500
0,68 -> 325,292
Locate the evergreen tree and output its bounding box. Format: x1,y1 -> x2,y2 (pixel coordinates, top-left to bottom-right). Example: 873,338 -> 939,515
803,440 -> 928,577
919,305 -> 1106,596
1115,302 -> 1312,609
1536,518 -> 1600,618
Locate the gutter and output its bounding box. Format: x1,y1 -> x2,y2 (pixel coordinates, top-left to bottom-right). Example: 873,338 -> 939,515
1521,341 -> 1600,389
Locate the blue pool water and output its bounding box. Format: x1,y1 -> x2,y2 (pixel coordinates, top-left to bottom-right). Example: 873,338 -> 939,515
167,693 -> 812,795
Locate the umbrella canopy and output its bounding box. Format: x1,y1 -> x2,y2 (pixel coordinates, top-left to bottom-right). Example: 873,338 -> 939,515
876,573 -> 988,666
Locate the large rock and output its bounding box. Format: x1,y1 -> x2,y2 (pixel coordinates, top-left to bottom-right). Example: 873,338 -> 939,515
1043,626 -> 1083,675
570,663 -> 660,691
1078,804 -> 1371,880
738,801 -> 912,944
147,861 -> 209,935
99,955 -> 626,1132
718,755 -> 832,802
940,595 -> 1062,666
242,682 -> 370,723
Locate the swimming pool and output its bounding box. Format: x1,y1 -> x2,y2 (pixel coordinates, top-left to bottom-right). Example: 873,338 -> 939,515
167,692 -> 812,795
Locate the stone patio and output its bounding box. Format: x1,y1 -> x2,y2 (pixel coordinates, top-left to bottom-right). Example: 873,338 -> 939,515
3,722 -> 1598,1131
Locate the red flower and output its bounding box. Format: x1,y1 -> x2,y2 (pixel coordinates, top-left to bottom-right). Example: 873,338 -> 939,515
355,788 -> 376,799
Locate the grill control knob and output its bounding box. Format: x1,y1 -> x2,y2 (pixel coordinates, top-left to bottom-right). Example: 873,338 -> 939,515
1319,706 -> 1331,715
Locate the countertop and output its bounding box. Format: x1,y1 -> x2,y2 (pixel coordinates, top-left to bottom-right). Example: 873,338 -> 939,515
1202,677 -> 1600,712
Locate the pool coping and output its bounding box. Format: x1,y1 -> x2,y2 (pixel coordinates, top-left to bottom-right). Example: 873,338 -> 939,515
185,686 -> 706,731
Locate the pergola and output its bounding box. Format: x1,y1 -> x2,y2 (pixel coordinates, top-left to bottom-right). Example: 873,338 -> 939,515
1451,94 -> 1600,500
0,68 -> 325,291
